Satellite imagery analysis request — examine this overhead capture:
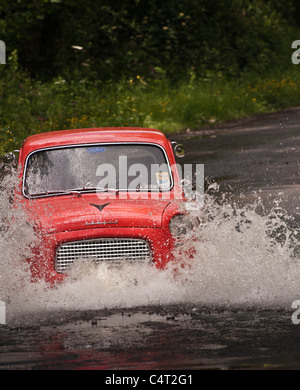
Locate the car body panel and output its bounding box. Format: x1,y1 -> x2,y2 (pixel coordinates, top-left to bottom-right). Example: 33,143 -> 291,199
25,195 -> 173,233
15,127 -> 192,284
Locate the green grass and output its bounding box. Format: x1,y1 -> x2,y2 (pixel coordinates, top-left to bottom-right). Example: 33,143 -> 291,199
1,65 -> 300,155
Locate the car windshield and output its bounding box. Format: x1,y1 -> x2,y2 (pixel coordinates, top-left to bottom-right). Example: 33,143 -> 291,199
23,143 -> 173,197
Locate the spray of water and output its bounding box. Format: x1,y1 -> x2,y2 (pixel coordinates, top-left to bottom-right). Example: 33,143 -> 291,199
0,172 -> 38,294
1,172 -> 300,326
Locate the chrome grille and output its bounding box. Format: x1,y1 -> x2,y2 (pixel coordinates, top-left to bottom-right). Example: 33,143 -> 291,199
55,238 -> 152,273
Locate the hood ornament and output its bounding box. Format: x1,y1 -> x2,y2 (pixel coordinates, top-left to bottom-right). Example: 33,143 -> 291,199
87,202 -> 117,226
90,202 -> 111,212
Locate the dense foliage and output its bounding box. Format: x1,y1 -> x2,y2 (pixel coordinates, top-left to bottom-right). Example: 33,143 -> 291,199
1,0 -> 300,154
0,0 -> 298,81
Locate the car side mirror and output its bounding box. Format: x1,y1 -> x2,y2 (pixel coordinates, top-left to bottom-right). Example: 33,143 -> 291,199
3,151 -> 18,165
171,141 -> 185,158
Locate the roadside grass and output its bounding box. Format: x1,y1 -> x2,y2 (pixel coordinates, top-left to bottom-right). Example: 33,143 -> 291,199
1,66 -> 300,155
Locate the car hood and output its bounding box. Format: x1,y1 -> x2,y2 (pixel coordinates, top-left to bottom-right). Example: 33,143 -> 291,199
26,194 -> 177,234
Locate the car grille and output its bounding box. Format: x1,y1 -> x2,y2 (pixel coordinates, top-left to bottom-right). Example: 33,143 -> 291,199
55,238 -> 152,273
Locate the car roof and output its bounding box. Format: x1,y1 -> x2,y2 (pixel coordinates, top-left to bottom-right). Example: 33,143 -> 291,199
20,127 -> 170,157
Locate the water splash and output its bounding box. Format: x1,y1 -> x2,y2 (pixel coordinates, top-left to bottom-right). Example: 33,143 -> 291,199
186,192 -> 300,308
0,172 -> 38,299
1,174 -> 300,326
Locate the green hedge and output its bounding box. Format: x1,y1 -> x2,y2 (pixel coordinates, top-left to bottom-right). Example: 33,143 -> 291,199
1,0 -> 300,155
0,0 -> 298,81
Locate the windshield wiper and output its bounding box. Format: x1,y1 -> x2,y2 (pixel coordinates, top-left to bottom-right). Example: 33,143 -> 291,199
95,187 -> 120,194
28,187 -> 121,198
28,189 -> 83,198
27,185 -> 167,198
65,187 -> 120,194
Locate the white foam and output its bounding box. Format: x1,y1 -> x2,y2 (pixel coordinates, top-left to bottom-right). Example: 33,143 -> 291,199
1,175 -> 300,325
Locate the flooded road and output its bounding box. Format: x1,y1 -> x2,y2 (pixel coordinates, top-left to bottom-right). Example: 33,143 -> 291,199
1,306 -> 299,370
1,107 -> 300,370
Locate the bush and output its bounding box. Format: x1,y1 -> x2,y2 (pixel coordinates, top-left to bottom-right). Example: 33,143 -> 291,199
0,0 -> 298,82
2,61 -> 300,155
1,1 -> 300,154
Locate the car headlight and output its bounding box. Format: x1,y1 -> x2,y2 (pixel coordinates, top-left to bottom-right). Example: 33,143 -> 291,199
169,214 -> 198,237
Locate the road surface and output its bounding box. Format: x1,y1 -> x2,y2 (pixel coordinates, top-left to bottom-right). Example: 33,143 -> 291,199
1,107 -> 300,370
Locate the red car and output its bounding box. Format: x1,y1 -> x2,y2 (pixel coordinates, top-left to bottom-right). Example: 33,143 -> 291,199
7,127 -> 198,284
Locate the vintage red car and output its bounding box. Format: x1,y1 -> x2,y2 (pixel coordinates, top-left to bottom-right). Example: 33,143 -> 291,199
6,127 -> 198,284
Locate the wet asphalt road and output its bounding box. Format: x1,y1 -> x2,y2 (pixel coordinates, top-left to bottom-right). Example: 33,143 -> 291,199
178,107 -> 300,214
1,306 -> 300,370
1,107 -> 300,371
